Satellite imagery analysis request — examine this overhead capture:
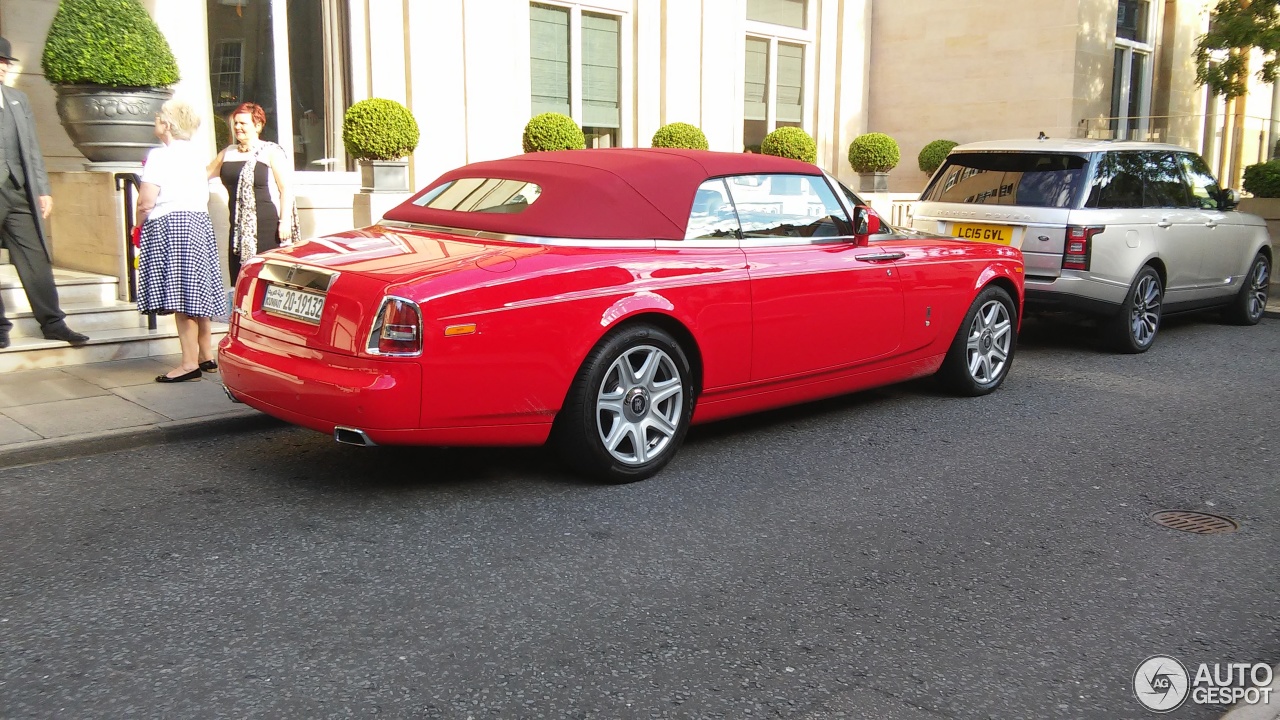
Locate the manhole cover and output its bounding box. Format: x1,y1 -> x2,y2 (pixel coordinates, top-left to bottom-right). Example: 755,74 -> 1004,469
1151,510 -> 1238,534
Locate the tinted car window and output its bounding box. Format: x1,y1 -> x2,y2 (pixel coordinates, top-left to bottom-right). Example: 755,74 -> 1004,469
414,178 -> 543,213
685,179 -> 741,240
725,174 -> 850,238
1085,151 -> 1193,209
1178,152 -> 1224,209
1086,152 -> 1145,208
921,152 -> 1088,208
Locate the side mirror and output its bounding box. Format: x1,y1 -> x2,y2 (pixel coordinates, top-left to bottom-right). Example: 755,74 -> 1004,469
1220,188 -> 1240,211
853,206 -> 881,243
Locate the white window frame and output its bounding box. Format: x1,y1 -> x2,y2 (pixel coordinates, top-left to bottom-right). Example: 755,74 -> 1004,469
744,4 -> 816,141
1113,0 -> 1157,141
531,1 -> 634,147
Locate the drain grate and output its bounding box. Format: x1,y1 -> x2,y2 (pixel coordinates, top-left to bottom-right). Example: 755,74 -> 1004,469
1151,510 -> 1239,534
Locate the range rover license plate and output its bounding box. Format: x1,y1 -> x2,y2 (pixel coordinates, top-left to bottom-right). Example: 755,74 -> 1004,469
263,284 -> 326,323
952,223 -> 1014,245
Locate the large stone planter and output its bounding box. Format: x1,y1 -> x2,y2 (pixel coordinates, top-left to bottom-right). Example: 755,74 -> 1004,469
858,171 -> 890,193
359,159 -> 410,193
54,85 -> 173,164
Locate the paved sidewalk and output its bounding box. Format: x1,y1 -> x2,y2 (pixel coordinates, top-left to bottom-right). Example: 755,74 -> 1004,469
0,354 -> 277,469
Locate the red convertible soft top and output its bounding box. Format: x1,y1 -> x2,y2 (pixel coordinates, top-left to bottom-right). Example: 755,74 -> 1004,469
381,148 -> 823,241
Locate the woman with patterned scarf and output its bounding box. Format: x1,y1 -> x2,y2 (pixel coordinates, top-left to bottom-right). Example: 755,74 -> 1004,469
207,102 -> 299,283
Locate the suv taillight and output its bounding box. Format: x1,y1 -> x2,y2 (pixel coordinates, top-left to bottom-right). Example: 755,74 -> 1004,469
1063,225 -> 1103,271
368,297 -> 422,355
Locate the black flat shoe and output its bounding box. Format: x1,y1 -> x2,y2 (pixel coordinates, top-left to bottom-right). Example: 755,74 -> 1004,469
199,360 -> 218,372
0,334 -> 9,350
156,368 -> 202,383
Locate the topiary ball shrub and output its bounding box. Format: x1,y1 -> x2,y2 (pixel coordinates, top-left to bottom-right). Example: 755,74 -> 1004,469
342,98 -> 421,161
918,139 -> 958,174
760,127 -> 817,163
523,112 -> 586,153
214,115 -> 231,151
651,122 -> 708,150
1243,160 -> 1280,198
41,0 -> 180,87
848,132 -> 900,173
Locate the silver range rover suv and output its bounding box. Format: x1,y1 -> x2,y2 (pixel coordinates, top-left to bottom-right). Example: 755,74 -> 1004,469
912,139 -> 1273,352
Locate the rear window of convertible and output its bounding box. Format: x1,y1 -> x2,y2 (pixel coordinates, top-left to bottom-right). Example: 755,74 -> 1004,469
414,178 -> 543,214
922,152 -> 1089,209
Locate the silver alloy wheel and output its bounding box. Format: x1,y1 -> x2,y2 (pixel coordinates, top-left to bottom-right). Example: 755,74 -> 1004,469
1246,258 -> 1271,321
1129,274 -> 1162,347
965,298 -> 1012,384
595,344 -> 684,466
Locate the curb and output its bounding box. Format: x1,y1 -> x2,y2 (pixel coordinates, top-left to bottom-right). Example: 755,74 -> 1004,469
0,410 -> 283,470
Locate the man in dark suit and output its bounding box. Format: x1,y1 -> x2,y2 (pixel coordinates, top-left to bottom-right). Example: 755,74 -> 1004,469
0,36 -> 88,349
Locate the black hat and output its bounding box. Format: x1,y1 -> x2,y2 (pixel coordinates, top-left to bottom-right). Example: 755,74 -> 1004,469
0,37 -> 16,63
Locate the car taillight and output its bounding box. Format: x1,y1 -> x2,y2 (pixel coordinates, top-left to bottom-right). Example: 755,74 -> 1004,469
368,297 -> 422,355
1063,225 -> 1103,271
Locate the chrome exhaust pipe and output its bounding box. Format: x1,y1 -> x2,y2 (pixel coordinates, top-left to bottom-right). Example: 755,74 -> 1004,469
334,426 -> 376,447
223,386 -> 242,403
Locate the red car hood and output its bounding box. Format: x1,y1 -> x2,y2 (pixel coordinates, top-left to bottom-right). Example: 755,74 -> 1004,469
259,225 -> 541,284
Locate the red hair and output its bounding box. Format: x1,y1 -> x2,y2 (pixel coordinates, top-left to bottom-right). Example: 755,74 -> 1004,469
230,102 -> 267,129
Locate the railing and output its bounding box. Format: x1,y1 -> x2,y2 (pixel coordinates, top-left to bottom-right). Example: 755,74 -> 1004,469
114,172 -> 156,330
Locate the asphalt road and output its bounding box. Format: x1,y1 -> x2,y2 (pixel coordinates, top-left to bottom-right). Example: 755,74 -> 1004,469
3,315 -> 1278,719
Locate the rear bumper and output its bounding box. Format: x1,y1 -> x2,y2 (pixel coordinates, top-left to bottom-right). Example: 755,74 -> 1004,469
1024,274 -> 1127,315
219,329 -> 551,446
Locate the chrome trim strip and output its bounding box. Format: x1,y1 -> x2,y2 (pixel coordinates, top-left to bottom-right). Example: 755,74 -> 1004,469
377,220 -> 659,249
738,236 -> 861,249
260,260 -> 340,292
366,295 -> 425,357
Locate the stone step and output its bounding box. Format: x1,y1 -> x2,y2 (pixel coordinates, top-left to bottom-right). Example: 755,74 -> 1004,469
6,300 -> 149,339
1,265 -> 121,312
0,323 -> 229,373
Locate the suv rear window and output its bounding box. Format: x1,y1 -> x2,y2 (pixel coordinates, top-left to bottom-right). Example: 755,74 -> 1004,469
921,152 -> 1089,208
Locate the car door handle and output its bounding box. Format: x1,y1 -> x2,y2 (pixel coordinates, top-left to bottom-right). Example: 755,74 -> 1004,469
1205,220 -> 1219,228
855,251 -> 905,262
1157,219 -> 1173,228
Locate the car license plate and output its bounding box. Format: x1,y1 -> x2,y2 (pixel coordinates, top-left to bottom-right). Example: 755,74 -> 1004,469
952,223 -> 1014,245
263,284 -> 326,323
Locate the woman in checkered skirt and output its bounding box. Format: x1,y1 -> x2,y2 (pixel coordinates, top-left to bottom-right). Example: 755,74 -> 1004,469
135,99 -> 225,383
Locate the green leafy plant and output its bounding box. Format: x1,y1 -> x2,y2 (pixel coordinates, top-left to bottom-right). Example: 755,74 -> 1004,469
342,98 -> 421,161
918,139 -> 958,174
522,113 -> 586,153
213,115 -> 230,151
1243,159 -> 1280,197
760,127 -> 816,163
40,0 -> 180,86
848,132 -> 901,173
651,122 -> 709,150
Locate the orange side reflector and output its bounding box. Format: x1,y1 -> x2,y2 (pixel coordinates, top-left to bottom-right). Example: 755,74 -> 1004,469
444,324 -> 477,336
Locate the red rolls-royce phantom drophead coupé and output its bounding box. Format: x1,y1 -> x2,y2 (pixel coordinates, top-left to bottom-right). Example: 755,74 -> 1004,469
220,149 -> 1024,482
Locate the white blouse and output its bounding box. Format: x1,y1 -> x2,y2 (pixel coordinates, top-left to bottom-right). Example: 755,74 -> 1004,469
141,140 -> 211,219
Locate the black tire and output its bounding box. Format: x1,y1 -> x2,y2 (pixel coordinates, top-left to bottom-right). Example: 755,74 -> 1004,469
1106,265 -> 1163,354
936,284 -> 1018,396
1223,253 -> 1271,326
553,324 -> 694,483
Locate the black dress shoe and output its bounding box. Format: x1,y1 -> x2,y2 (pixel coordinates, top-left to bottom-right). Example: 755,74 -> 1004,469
156,368 -> 202,383
0,334 -> 9,350
42,325 -> 90,346
199,360 -> 218,372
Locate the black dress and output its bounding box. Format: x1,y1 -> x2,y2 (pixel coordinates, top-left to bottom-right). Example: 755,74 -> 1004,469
219,159 -> 280,280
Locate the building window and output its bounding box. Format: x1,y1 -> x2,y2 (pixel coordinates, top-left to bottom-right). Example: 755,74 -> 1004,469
744,0 -> 811,152
1111,0 -> 1154,140
530,3 -> 623,148
206,0 -> 351,172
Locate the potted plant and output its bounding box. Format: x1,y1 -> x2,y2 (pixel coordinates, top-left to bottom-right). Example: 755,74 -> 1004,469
848,132 -> 901,192
40,0 -> 180,165
1239,160 -> 1280,242
342,98 -> 421,192
918,139 -> 958,176
523,113 -> 585,152
651,122 -> 708,150
760,127 -> 817,163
